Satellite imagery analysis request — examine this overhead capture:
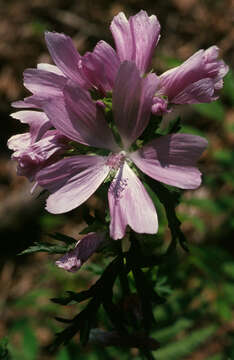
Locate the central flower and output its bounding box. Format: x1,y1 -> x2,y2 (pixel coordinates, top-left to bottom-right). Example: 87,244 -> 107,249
22,61 -> 207,240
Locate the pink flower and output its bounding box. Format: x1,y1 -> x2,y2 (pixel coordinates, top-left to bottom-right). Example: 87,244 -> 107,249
56,232 -> 105,272
36,61 -> 207,240
8,110 -> 69,182
156,46 -> 229,108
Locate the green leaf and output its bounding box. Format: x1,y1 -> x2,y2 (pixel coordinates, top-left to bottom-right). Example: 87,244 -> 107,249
192,101 -> 225,121
19,242 -> 70,255
51,290 -> 93,305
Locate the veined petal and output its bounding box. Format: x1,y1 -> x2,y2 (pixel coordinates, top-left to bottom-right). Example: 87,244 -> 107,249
63,81 -> 119,151
9,130 -> 68,182
37,63 -> 64,75
12,96 -> 43,109
56,232 -> 105,272
40,95 -> 86,145
40,86 -> 118,151
113,61 -> 158,149
24,68 -> 66,96
45,32 -> 88,87
130,134 -> 208,189
10,111 -> 51,142
36,155 -> 109,214
108,162 -> 158,240
7,133 -> 31,151
82,40 -> 120,93
110,10 -> 160,74
159,46 -> 229,103
110,12 -> 132,64
172,78 -> 216,104
129,10 -> 161,73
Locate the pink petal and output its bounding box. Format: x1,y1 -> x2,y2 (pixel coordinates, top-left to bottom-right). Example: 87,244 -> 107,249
110,10 -> 160,74
130,134 -> 208,189
37,63 -> 64,75
12,96 -> 43,109
108,162 -> 158,240
36,155 -> 109,214
172,78 -> 216,104
24,68 -> 66,97
9,130 -> 68,182
40,86 -> 117,151
28,130 -> 69,161
110,12 -> 133,64
129,10 -> 161,73
10,111 -> 51,142
56,232 -> 105,272
40,95 -> 85,145
45,32 -> 88,87
7,133 -> 31,151
63,81 -> 119,151
113,61 -> 158,149
159,46 -> 229,103
82,40 -> 120,93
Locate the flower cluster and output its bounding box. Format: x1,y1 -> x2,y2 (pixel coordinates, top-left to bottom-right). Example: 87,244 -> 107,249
8,10 -> 228,267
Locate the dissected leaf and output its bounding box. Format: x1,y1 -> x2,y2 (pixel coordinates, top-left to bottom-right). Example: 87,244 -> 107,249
19,242 -> 70,255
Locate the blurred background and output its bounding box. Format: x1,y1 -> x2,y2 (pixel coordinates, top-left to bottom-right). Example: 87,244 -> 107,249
0,0 -> 234,359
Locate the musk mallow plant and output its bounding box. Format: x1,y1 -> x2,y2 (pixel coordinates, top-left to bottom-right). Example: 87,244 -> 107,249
8,9 -> 228,355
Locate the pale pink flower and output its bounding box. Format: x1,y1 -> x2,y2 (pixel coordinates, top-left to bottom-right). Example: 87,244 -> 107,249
155,46 -> 229,110
13,10 -> 227,111
8,110 -> 69,182
35,61 -> 207,240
